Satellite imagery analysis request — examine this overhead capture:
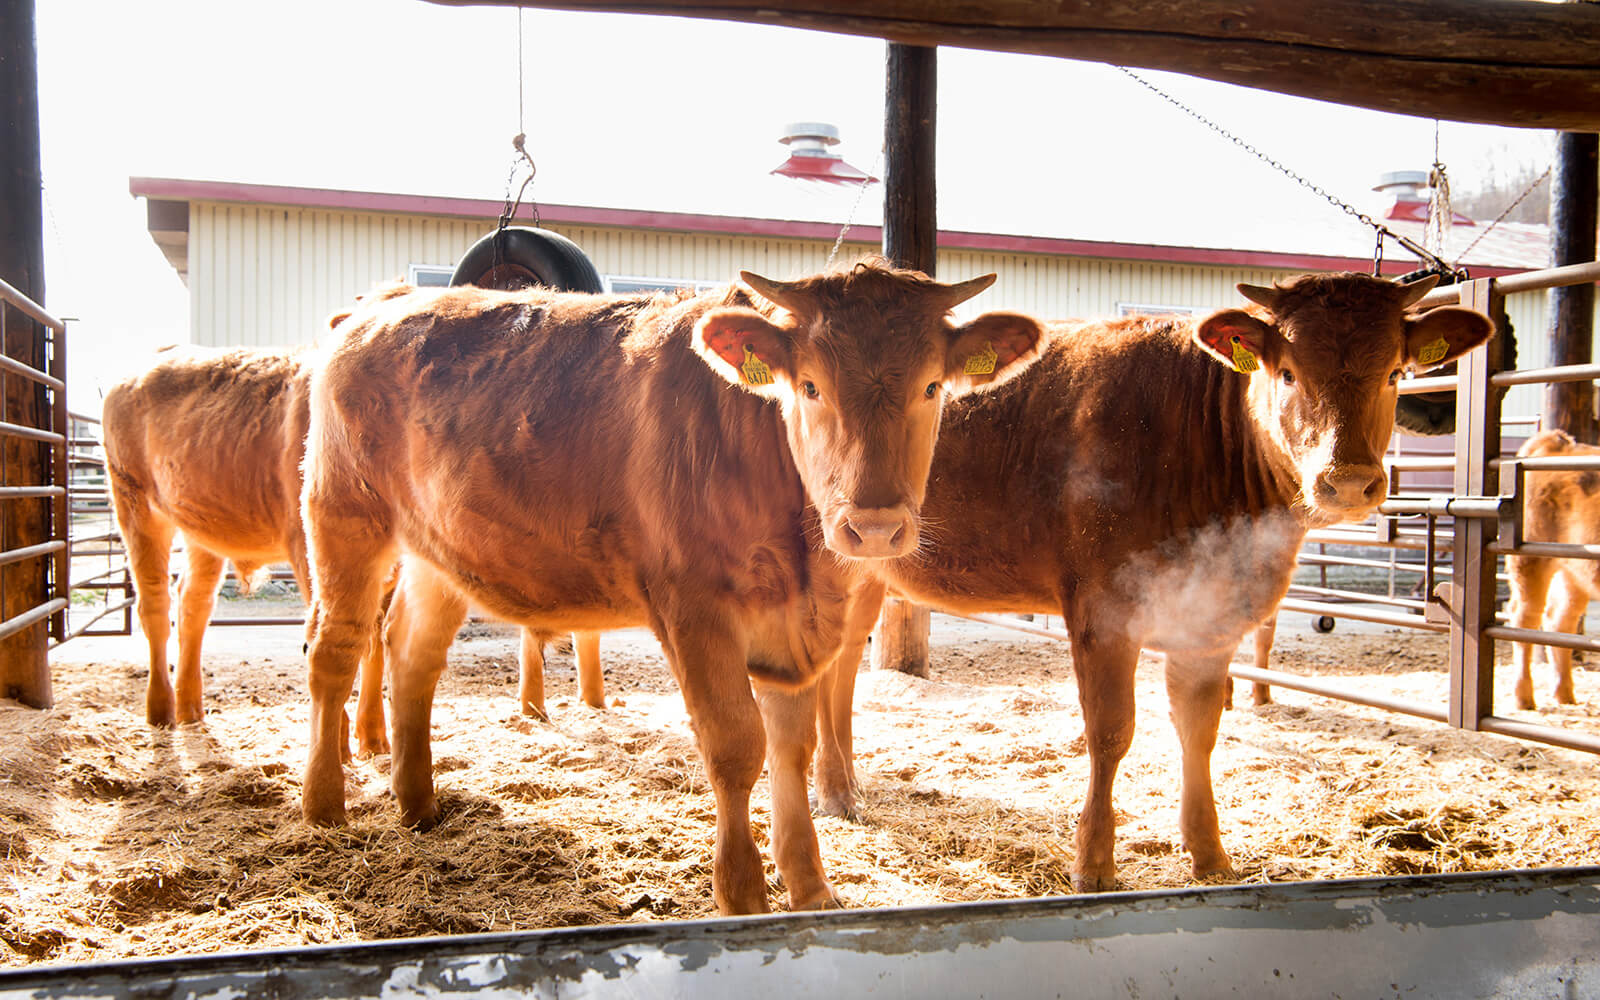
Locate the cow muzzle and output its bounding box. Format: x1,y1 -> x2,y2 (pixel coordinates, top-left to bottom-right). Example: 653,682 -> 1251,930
829,504 -> 918,559
1312,463 -> 1387,516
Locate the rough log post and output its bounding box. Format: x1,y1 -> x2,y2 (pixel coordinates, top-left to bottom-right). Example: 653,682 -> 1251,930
0,0 -> 53,707
1541,132 -> 1599,444
872,42 -> 936,677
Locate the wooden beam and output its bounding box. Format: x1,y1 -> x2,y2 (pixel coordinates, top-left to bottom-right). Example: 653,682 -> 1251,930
873,43 -> 937,677
428,0 -> 1600,131
1541,132 -> 1599,444
0,0 -> 54,709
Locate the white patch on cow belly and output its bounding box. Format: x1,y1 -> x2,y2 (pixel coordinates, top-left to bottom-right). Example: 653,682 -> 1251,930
1114,510 -> 1302,653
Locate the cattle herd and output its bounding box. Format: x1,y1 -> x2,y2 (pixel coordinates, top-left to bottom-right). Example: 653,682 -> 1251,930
99,258 -> 1520,917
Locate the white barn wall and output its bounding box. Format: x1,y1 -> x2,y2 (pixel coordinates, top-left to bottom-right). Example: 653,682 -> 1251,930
187,199 -> 1566,421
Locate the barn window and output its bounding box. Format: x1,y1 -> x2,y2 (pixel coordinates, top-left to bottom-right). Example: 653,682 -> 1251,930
408,264 -> 455,287
605,275 -> 719,295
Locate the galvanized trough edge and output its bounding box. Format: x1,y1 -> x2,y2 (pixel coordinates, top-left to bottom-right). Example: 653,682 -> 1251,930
3,866 -> 1598,999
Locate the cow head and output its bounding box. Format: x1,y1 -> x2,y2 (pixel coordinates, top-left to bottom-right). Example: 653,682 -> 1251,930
1194,272 -> 1493,525
695,260 -> 1044,559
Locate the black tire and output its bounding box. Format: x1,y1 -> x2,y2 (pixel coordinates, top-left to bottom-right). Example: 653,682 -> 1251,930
1313,615 -> 1337,634
450,227 -> 604,293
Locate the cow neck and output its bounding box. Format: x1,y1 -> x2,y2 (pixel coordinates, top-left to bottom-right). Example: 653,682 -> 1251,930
1187,350 -> 1308,530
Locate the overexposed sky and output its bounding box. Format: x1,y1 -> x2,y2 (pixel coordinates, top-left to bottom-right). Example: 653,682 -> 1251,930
33,0 -> 1556,405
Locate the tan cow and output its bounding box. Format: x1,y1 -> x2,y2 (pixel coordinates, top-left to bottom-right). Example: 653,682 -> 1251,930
300,261 -> 1044,915
519,629 -> 603,718
816,272 -> 1492,891
1507,428 -> 1597,709
101,347 -> 387,755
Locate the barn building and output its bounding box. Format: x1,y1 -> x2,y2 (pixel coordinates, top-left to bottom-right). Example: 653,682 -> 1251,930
131,146 -> 1574,420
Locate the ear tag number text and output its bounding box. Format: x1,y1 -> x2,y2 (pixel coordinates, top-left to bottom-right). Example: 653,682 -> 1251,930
963,341 -> 998,376
741,344 -> 774,386
1230,336 -> 1259,374
1417,337 -> 1450,366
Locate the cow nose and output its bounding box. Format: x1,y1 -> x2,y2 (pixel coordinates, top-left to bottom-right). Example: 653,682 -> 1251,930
1314,464 -> 1387,511
835,505 -> 916,559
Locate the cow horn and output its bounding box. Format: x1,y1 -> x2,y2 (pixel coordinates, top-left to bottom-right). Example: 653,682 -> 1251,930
1237,283 -> 1281,309
935,273 -> 997,310
1396,273 -> 1441,309
740,271 -> 810,314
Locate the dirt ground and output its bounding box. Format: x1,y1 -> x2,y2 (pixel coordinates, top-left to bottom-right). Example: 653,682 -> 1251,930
3,604 -> 1597,967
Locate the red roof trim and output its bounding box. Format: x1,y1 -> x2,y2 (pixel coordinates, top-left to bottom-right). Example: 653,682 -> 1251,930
128,176 -> 1525,278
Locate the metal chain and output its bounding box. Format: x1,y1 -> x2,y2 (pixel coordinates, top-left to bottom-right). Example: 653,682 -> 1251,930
494,6 -> 540,276
1453,165 -> 1552,264
1115,67 -> 1458,277
827,150 -> 885,268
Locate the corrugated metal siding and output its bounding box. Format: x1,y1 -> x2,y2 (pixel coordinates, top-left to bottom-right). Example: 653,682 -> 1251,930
186,200 -> 1593,426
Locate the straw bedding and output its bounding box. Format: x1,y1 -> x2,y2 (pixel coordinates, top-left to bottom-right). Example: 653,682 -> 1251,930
3,613 -> 1595,966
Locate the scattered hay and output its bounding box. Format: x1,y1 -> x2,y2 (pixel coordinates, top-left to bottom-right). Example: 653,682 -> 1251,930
1,617 -> 1596,967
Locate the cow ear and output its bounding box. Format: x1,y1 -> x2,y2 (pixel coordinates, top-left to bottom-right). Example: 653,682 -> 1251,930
695,307 -> 794,396
1403,306 -> 1494,372
945,312 -> 1046,396
1195,309 -> 1273,374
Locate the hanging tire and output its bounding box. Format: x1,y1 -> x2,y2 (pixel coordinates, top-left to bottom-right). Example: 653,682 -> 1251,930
1313,615 -> 1336,634
450,227 -> 604,293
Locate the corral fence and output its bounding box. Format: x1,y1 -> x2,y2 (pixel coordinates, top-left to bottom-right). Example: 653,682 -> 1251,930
955,260 -> 1600,757
0,277 -> 69,708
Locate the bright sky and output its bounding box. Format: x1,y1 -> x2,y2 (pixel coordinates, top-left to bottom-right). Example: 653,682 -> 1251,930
33,0 -> 1556,407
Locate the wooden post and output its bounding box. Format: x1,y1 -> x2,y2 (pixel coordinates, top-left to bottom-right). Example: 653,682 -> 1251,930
872,42 -> 937,677
1541,131 -> 1598,443
0,0 -> 53,708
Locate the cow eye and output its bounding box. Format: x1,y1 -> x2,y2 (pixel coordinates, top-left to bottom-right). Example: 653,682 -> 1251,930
924,381 -> 940,399
802,381 -> 820,400
1388,368 -> 1402,386
1280,369 -> 1296,386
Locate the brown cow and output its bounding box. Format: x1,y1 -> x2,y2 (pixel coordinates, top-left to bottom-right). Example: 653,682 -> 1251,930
816,272 -> 1493,890
1507,428 -> 1597,709
101,347 -> 387,755
300,261 -> 1044,915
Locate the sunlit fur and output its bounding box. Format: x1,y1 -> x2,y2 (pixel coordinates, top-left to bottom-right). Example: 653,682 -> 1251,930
101,346 -> 386,753
814,271 -> 1494,889
298,261 -> 1042,917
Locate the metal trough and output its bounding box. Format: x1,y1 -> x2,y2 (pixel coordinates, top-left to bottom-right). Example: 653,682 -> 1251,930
2,867 -> 1596,999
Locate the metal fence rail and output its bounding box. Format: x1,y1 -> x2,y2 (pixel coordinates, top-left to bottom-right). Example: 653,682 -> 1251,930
0,277 -> 68,707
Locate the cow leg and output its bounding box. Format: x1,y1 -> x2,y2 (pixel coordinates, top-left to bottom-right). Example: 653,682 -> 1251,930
385,560 -> 468,828
814,579 -> 882,819
1545,576 -> 1584,706
756,681 -> 837,910
574,631 -> 605,709
1164,652 -> 1235,882
659,622 -> 769,915
353,610 -> 392,758
1251,615 -> 1277,706
302,501 -> 394,825
518,629 -> 549,721
1508,558 -> 1553,710
114,496 -> 178,727
1068,623 -> 1140,892
173,546 -> 225,724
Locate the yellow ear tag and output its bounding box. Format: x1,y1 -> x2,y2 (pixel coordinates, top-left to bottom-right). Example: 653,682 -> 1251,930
1230,336 -> 1259,374
740,343 -> 774,386
963,341 -> 998,376
1417,337 -> 1450,366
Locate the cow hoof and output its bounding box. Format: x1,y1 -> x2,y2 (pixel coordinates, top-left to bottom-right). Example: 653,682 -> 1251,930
1071,871 -> 1118,893
400,800 -> 441,831
813,793 -> 859,821
302,798 -> 347,827
790,889 -> 843,911
520,703 -> 550,723
1192,862 -> 1237,884
356,732 -> 392,758
1556,685 -> 1576,706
